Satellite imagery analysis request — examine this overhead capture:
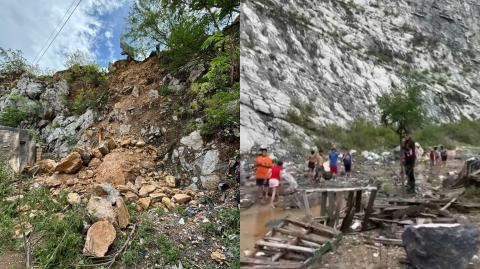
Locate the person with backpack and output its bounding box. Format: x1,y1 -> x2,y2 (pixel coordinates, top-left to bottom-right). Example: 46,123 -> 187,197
268,160 -> 283,208
440,145 -> 448,167
342,149 -> 353,178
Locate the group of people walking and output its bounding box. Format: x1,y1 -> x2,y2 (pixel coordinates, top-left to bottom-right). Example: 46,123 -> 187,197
254,135 -> 448,207
306,147 -> 352,182
428,145 -> 448,168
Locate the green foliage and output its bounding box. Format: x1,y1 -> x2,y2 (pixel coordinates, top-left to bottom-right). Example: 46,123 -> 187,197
413,118 -> 480,149
200,88 -> 239,135
158,84 -> 174,96
310,118 -> 397,151
165,15 -> 209,68
62,63 -> 107,90
0,47 -> 38,77
125,0 -> 239,59
64,50 -> 95,69
28,129 -> 47,147
0,106 -> 28,127
68,88 -> 108,115
377,84 -> 425,136
121,220 -> 180,266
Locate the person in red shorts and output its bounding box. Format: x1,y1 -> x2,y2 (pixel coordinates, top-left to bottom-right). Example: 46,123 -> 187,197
269,160 -> 283,208
328,147 -> 339,179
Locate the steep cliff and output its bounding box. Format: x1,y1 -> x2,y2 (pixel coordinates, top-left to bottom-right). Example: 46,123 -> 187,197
240,0 -> 480,154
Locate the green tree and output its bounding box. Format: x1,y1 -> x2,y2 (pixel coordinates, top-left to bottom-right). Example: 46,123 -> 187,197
0,48 -> 38,77
377,84 -> 426,138
125,0 -> 208,63
64,50 -> 95,69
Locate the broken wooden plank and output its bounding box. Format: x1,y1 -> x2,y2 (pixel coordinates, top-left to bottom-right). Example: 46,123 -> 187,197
369,217 -> 415,226
273,227 -> 327,244
363,236 -> 403,246
320,191 -> 327,217
340,191 -> 355,232
329,192 -> 342,227
284,218 -> 341,237
240,257 -> 304,268
327,192 -> 335,227
299,186 -> 377,193
302,190 -> 312,217
255,240 -> 316,254
355,190 -> 362,213
362,189 -> 377,230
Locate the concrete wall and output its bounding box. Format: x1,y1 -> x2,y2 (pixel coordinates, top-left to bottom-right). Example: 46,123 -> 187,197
0,126 -> 36,172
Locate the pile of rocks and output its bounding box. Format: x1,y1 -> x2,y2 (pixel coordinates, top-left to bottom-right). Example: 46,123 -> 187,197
31,138 -> 204,258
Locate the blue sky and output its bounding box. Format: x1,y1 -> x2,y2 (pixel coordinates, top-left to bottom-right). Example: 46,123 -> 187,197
0,0 -> 133,72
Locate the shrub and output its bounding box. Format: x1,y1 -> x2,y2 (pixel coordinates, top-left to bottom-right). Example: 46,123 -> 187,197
68,88 -> 108,115
200,87 -> 239,135
0,106 -> 28,127
158,85 -> 174,96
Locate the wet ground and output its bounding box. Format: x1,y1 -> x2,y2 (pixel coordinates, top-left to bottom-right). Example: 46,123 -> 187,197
240,149 -> 473,267
240,203 -> 306,254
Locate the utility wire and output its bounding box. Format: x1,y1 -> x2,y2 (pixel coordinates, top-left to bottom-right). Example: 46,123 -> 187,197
33,0 -> 79,64
34,0 -> 83,65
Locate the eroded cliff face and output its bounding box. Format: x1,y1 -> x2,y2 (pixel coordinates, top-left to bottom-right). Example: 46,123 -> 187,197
240,0 -> 480,154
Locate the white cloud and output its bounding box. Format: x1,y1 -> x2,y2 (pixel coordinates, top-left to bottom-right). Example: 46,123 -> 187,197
105,30 -> 113,39
0,0 -> 129,71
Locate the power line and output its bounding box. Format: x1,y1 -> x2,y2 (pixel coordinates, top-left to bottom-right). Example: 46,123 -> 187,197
33,0 -> 79,64
34,0 -> 83,65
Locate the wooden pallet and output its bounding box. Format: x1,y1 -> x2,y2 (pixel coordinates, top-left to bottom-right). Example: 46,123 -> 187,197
240,217 -> 341,269
296,186 -> 377,231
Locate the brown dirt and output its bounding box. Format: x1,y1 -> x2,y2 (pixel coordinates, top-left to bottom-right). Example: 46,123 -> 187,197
0,251 -> 24,269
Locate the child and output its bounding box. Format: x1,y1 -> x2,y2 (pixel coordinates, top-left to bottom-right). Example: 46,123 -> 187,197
269,160 -> 283,208
342,150 -> 352,178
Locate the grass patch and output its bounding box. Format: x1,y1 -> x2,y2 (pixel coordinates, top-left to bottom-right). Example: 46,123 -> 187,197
68,88 -> 108,115
121,220 -> 181,266
201,208 -> 240,269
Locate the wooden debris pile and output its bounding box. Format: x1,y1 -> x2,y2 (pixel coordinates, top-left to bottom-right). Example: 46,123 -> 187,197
443,157 -> 480,188
240,217 -> 341,269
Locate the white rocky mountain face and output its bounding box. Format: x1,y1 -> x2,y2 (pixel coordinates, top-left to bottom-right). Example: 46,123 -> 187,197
240,0 -> 480,155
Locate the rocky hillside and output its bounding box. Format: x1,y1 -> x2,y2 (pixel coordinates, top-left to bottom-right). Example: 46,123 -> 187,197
0,51 -> 239,267
240,0 -> 480,154
0,54 -> 238,190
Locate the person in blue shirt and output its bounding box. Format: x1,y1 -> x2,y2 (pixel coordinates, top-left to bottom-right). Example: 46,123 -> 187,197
329,147 -> 339,179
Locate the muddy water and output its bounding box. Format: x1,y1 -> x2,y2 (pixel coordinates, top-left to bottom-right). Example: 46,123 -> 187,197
240,204 -> 306,253
240,196 -> 328,253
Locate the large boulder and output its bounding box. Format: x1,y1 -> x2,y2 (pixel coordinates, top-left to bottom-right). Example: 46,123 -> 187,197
83,220 -> 116,257
180,130 -> 203,150
35,159 -> 57,174
402,224 -> 479,269
54,152 -> 83,174
87,196 -> 117,224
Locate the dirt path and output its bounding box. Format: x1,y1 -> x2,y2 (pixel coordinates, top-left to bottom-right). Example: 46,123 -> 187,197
0,251 -> 24,269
